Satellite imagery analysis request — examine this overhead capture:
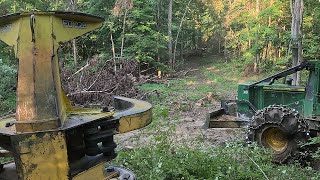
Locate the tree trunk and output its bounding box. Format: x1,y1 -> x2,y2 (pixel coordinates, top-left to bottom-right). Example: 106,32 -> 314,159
254,54 -> 260,73
256,0 -> 260,14
110,33 -> 117,74
13,1 -> 17,12
181,31 -> 184,59
173,0 -> 192,67
120,9 -> 128,59
218,39 -> 221,54
254,0 -> 260,73
266,16 -> 272,61
168,0 -> 173,70
118,9 -> 129,70
72,40 -> 77,64
224,38 -> 227,59
157,0 -> 161,62
291,0 -> 303,85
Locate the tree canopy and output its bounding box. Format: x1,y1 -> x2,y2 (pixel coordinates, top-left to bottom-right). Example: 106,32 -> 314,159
0,0 -> 318,72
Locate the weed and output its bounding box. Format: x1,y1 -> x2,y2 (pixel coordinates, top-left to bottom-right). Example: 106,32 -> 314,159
114,131 -> 320,179
120,56 -> 320,179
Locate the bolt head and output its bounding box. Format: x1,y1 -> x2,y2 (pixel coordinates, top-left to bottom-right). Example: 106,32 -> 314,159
106,167 -> 114,172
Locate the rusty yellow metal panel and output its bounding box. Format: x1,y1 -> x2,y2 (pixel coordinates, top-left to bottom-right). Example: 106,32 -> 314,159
15,16 -> 37,123
61,89 -> 114,116
73,162 -> 107,180
0,12 -> 105,132
118,109 -> 152,133
113,96 -> 152,133
54,54 -> 68,123
15,119 -> 60,133
32,15 -> 57,120
14,132 -> 69,180
0,18 -> 20,52
14,14 -> 59,132
0,11 -> 154,180
52,14 -> 103,43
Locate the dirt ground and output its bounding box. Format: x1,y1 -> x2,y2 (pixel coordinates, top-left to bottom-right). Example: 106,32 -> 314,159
115,57 -> 246,149
115,101 -> 245,150
175,107 -> 245,145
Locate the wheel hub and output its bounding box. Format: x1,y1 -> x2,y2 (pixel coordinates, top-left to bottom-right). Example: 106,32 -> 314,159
262,127 -> 288,154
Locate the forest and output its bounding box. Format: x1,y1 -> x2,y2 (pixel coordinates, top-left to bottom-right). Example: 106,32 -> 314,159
0,0 -> 319,73
0,0 -> 320,179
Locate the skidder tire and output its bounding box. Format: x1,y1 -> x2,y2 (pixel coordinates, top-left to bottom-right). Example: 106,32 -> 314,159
254,124 -> 306,163
248,105 -> 308,163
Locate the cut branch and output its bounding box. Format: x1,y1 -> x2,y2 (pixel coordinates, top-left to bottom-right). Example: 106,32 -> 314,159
67,62 -> 90,80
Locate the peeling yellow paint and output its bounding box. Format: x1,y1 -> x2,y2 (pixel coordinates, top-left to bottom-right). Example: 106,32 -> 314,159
18,132 -> 69,180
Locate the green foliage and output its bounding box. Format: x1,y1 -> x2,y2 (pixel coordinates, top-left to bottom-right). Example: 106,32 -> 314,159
0,0 -> 319,73
204,0 -> 319,72
304,35 -> 320,60
302,136 -> 320,160
0,157 -> 13,164
124,0 -> 166,67
0,61 -> 16,115
115,131 -> 320,179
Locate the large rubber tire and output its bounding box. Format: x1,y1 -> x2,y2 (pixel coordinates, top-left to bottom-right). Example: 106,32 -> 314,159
248,105 -> 308,163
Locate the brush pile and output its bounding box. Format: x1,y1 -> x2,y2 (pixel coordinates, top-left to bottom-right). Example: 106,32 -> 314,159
61,57 -> 140,107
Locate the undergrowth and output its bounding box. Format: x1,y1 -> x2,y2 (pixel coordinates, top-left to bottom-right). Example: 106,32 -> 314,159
138,56 -> 271,103
126,56 -> 320,179
114,101 -> 320,179
114,127 -> 320,179
0,62 -> 16,116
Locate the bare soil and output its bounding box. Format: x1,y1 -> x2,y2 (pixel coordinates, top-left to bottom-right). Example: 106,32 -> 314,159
114,57 -> 246,149
174,106 -> 245,146
114,105 -> 245,150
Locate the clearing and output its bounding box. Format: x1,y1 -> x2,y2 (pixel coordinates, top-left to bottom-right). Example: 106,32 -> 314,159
116,56 -> 267,149
113,56 -> 320,179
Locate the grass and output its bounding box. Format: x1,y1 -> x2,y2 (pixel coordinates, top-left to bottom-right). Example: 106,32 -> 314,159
114,56 -> 320,179
114,129 -> 320,179
139,57 -> 265,103
113,106 -> 320,179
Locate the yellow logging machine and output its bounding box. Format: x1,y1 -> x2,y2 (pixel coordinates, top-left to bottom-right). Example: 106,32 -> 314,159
0,11 -> 152,180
